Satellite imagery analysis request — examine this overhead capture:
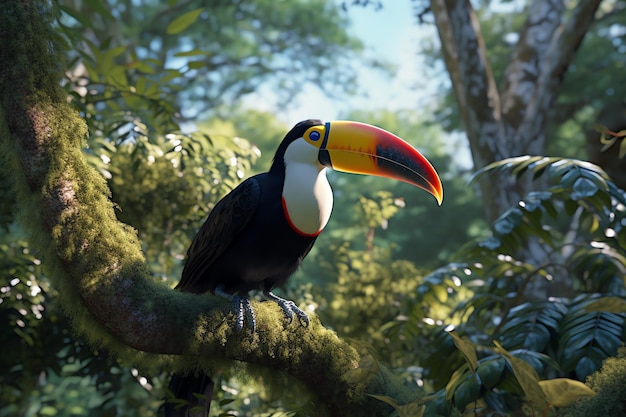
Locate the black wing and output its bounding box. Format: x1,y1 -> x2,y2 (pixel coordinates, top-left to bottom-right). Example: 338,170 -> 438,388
175,178 -> 261,293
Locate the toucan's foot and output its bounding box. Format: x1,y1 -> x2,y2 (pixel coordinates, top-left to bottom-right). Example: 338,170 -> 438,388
215,285 -> 256,332
264,291 -> 310,327
233,295 -> 256,333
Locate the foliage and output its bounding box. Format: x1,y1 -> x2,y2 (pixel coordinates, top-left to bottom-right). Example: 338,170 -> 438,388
378,156 -> 626,416
314,237 -> 424,365
104,126 -> 259,276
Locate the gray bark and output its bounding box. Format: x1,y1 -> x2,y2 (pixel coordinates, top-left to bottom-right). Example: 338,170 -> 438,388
430,0 -> 603,222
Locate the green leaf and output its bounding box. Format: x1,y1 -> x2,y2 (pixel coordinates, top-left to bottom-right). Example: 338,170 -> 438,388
476,357 -> 506,390
453,375 -> 482,410
187,61 -> 207,70
174,49 -> 209,57
539,378 -> 595,407
571,177 -> 598,200
40,406 -> 58,416
576,352 -> 604,379
105,45 -> 127,59
167,8 -> 204,35
84,0 -> 115,20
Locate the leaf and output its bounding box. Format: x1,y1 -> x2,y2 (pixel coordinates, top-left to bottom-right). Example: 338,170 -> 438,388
512,156 -> 543,178
571,177 -> 598,200
585,297 -> 626,313
576,351 -> 604,379
449,331 -> 478,372
478,236 -> 501,250
84,0 -> 115,20
539,378 -> 595,407
445,364 -> 470,401
476,357 -> 506,390
174,49 -> 209,57
167,8 -> 204,35
494,341 -> 546,407
187,61 -> 207,70
39,406 -> 58,416
453,375 -> 482,410
367,395 -> 425,417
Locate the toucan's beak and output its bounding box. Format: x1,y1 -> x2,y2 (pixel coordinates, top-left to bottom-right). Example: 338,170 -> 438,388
317,121 -> 443,205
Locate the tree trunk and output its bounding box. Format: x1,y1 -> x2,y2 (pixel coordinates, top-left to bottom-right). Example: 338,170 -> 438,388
429,0 -> 603,298
430,0 -> 603,222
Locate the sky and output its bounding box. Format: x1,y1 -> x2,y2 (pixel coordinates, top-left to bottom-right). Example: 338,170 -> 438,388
241,1 -> 473,168
245,1 -> 443,126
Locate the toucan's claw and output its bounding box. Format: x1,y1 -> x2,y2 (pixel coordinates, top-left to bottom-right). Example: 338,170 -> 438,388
264,291 -> 310,327
214,286 -> 307,331
215,285 -> 256,333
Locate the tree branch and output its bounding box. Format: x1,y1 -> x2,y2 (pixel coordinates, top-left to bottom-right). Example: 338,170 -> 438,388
501,0 -> 565,134
516,0 -> 603,149
0,1 -> 415,415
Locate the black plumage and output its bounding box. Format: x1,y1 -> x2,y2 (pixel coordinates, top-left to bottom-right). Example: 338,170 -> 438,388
175,119 -> 323,296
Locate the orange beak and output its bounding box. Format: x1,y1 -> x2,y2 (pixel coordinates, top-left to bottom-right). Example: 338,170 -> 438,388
315,121 -> 443,205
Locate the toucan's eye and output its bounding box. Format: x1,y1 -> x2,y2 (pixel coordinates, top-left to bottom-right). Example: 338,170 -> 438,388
309,131 -> 321,141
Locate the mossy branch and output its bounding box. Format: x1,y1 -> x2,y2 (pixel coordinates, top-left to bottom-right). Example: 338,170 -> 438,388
0,1 -> 416,415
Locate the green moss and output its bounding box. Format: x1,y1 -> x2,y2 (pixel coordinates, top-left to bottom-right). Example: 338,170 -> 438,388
557,347 -> 626,417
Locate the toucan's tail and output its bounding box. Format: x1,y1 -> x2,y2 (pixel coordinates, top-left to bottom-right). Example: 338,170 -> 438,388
163,373 -> 214,417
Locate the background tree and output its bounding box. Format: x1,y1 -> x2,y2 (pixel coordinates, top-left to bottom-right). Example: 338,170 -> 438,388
423,0 -> 606,222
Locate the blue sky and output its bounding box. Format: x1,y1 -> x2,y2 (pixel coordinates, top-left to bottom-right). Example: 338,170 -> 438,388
246,1 -> 442,125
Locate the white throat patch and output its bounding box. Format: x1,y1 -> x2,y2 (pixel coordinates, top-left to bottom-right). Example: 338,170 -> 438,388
282,139 -> 334,236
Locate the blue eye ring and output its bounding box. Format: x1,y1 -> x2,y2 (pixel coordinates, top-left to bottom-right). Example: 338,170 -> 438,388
309,131 -> 321,141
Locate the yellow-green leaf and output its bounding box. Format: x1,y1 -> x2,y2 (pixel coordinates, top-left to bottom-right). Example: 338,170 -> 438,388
494,341 -> 546,407
449,331 -> 478,372
396,401 -> 425,417
367,395 -> 425,417
368,394 -> 399,409
539,378 -> 595,407
167,8 -> 204,35
445,364 -> 469,401
585,297 -> 626,313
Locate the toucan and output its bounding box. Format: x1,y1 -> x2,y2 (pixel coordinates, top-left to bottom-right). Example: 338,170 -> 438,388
165,119 -> 443,416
